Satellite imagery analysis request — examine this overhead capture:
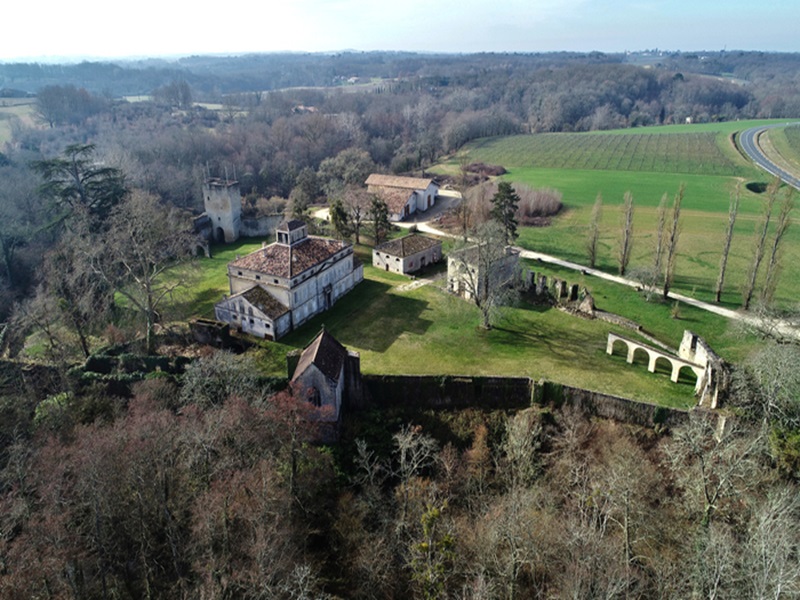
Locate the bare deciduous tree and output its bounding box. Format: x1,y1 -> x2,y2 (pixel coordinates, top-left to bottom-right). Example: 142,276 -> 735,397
86,190 -> 196,354
760,188 -> 793,305
743,180 -> 779,310
343,186 -> 372,245
666,412 -> 765,527
618,191 -> 634,276
449,221 -> 521,329
744,486 -> 800,599
662,184 -> 684,299
586,192 -> 603,268
653,192 -> 668,280
715,183 -> 741,303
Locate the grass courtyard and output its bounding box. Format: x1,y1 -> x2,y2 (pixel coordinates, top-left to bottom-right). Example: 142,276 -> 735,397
182,239 -> 753,410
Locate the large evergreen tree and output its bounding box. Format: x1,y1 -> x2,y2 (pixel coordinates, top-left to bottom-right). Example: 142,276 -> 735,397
490,181 -> 520,245
370,195 -> 391,245
32,143 -> 128,224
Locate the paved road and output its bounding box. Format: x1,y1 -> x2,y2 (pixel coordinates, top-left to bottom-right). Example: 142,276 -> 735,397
739,123 -> 800,190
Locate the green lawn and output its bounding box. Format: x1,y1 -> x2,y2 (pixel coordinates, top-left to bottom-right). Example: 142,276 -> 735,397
441,120 -> 800,307
766,125 -> 800,174
0,100 -> 36,145
277,264 -> 740,409
181,241 -> 756,409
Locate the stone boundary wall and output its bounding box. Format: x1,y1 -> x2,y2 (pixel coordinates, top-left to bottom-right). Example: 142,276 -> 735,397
0,360 -> 62,399
240,214 -> 284,238
359,374 -> 689,428
363,375 -> 534,410
542,382 -> 690,428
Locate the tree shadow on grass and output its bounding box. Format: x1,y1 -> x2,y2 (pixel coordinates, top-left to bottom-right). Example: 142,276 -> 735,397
489,318 -> 603,363
281,279 -> 433,353
176,287 -> 226,319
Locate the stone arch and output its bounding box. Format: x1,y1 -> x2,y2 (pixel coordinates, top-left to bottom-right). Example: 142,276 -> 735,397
651,354 -> 674,374
607,336 -> 628,357
674,363 -> 702,386
630,345 -> 650,365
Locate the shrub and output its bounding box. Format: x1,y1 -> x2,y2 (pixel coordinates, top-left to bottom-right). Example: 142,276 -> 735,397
516,185 -> 563,225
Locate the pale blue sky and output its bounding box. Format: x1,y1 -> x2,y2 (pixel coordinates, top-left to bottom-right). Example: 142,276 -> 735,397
3,0 -> 798,62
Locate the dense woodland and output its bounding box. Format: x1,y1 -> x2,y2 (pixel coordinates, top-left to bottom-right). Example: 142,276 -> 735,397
3,51 -> 800,317
2,355 -> 800,598
2,51 -> 800,598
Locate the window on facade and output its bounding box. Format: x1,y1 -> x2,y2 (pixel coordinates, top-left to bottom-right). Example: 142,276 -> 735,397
256,275 -> 261,280
249,318 -> 254,324
237,271 -> 242,276
274,279 -> 278,284
309,387 -> 321,408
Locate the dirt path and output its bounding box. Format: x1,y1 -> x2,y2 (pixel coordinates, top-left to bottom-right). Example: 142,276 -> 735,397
317,195 -> 799,340
401,212 -> 800,341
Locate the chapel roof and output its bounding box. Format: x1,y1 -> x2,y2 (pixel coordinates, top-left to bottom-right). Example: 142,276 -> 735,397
292,329 -> 348,383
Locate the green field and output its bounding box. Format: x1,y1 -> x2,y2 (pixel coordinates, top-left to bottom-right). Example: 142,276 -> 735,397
468,131 -> 745,176
176,238 -> 765,409
766,125 -> 800,174
0,99 -> 35,145
448,120 -> 800,307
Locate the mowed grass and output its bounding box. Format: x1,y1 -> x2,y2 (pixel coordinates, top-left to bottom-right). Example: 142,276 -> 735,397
448,120 -> 800,307
177,241 -> 755,409
766,125 -> 800,174
468,131 -> 746,176
276,265 -> 707,409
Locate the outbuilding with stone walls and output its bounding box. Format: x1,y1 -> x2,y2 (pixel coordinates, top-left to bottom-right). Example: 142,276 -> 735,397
372,233 -> 442,275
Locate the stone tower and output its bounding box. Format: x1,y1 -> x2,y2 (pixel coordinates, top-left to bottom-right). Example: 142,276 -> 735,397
203,178 -> 242,243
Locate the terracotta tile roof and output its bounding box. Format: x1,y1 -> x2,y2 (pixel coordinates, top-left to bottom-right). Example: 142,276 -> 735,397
230,237 -> 348,279
365,174 -> 435,190
376,234 -> 441,258
378,187 -> 414,215
240,286 -> 290,319
292,329 -> 348,383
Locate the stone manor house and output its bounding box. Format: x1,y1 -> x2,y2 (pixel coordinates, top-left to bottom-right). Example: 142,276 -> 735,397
214,220 -> 363,340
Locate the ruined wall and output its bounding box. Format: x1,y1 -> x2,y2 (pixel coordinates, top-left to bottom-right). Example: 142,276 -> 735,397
678,330 -> 731,408
240,214 -> 284,238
